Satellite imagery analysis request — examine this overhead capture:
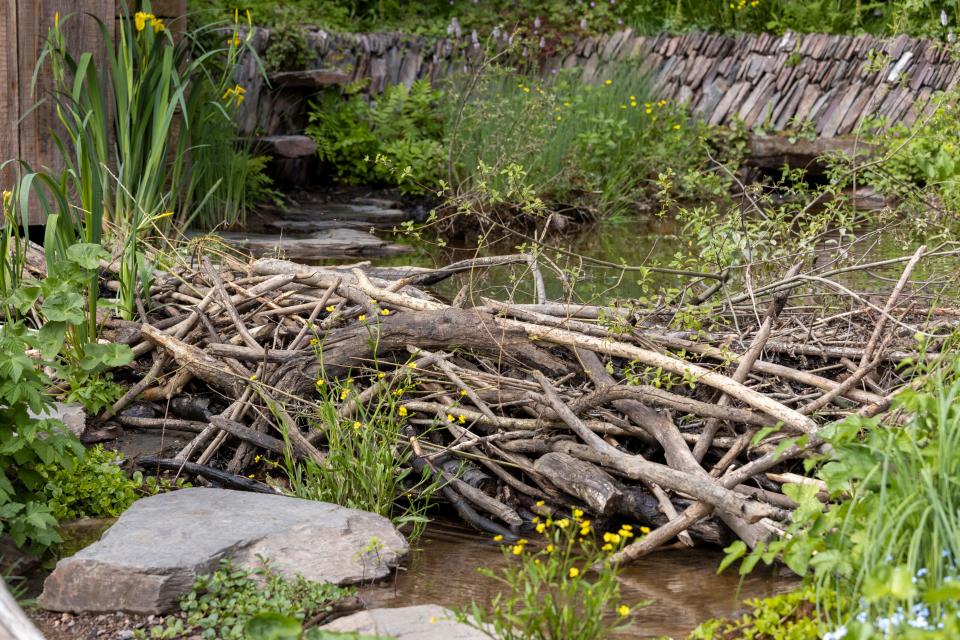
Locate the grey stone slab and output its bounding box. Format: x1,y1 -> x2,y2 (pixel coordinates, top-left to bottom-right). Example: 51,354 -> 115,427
40,488 -> 408,614
320,605 -> 489,640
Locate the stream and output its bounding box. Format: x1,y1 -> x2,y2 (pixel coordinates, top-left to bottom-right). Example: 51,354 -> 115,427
360,521 -> 798,638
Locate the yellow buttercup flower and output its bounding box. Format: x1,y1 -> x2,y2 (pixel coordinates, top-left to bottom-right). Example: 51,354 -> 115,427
381,308 -> 390,315
398,406 -> 408,417
604,79 -> 612,86
358,314 -> 367,322
569,567 -> 580,578
459,389 -> 468,396
673,123 -> 681,130
340,389 -> 349,400
618,605 -> 630,617
536,523 -> 546,534
378,372 -> 386,379
546,543 -> 555,553
325,305 -> 335,312
407,362 -> 416,369
353,421 -> 362,430
447,414 -> 455,423
572,508 -> 584,519
493,534 -> 503,541
640,526 -> 651,534
602,543 -> 613,551
511,544 -> 524,555
309,338 -> 319,346
535,500 -> 545,507
556,518 -> 570,529
603,532 -> 621,544
458,414 -> 466,424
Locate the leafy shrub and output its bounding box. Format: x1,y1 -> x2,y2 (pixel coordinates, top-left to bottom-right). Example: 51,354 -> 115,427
265,22 -> 312,72
306,79 -> 445,194
139,559 -> 354,640
0,243 -> 132,553
0,323 -> 85,554
460,511 -> 644,640
37,445 -> 141,521
722,353 -> 960,637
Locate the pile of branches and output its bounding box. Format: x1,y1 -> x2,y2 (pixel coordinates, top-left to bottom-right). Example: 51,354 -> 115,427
98,247 -> 958,563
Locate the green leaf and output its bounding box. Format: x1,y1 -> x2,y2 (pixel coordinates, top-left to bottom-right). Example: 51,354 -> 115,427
718,540 -> 747,574
10,284 -> 41,313
243,613 -> 302,640
79,343 -> 134,371
925,581 -> 960,604
37,322 -> 67,359
41,291 -> 84,323
750,425 -> 783,447
66,243 -> 110,270
888,564 -> 918,600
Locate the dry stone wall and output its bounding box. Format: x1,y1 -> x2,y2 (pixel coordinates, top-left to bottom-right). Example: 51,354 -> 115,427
237,28 -> 960,139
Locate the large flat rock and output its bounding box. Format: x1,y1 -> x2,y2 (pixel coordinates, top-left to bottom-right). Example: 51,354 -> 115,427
319,605 -> 489,640
40,488 -> 408,615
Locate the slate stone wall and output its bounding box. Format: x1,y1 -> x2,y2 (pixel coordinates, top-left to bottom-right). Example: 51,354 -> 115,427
236,28 -> 958,139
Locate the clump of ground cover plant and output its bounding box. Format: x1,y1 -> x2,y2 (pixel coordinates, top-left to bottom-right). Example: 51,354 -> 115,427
459,508 -> 647,639
138,559 -> 356,640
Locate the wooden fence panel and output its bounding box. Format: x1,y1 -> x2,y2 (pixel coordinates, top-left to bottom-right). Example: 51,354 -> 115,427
0,0 -> 20,191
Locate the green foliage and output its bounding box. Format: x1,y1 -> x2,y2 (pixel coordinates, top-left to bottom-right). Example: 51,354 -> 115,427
37,445 -> 140,521
139,559 -> 354,640
62,371 -> 125,415
306,80 -> 445,194
265,23 -> 312,72
186,0 -> 959,39
282,366 -> 440,541
863,90 -> 960,217
459,513 -> 643,640
721,353 -> 960,636
688,587 -> 835,640
0,322 -> 85,554
447,65 -> 715,220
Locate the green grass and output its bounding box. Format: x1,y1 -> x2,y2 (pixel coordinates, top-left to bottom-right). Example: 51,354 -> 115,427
281,368 -> 440,541
447,64 -> 703,218
723,349 -> 960,637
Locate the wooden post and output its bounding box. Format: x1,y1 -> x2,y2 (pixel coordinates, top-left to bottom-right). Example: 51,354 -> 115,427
0,0 -> 185,224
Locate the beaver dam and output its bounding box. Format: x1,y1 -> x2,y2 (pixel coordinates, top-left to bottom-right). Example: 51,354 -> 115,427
68,239 -> 951,552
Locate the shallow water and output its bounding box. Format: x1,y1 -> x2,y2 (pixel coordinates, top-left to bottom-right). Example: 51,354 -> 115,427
361,521 -> 798,639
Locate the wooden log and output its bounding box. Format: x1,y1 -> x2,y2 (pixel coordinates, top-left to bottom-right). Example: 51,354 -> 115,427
136,457 -> 277,494
0,579 -> 45,640
533,452 -> 624,516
